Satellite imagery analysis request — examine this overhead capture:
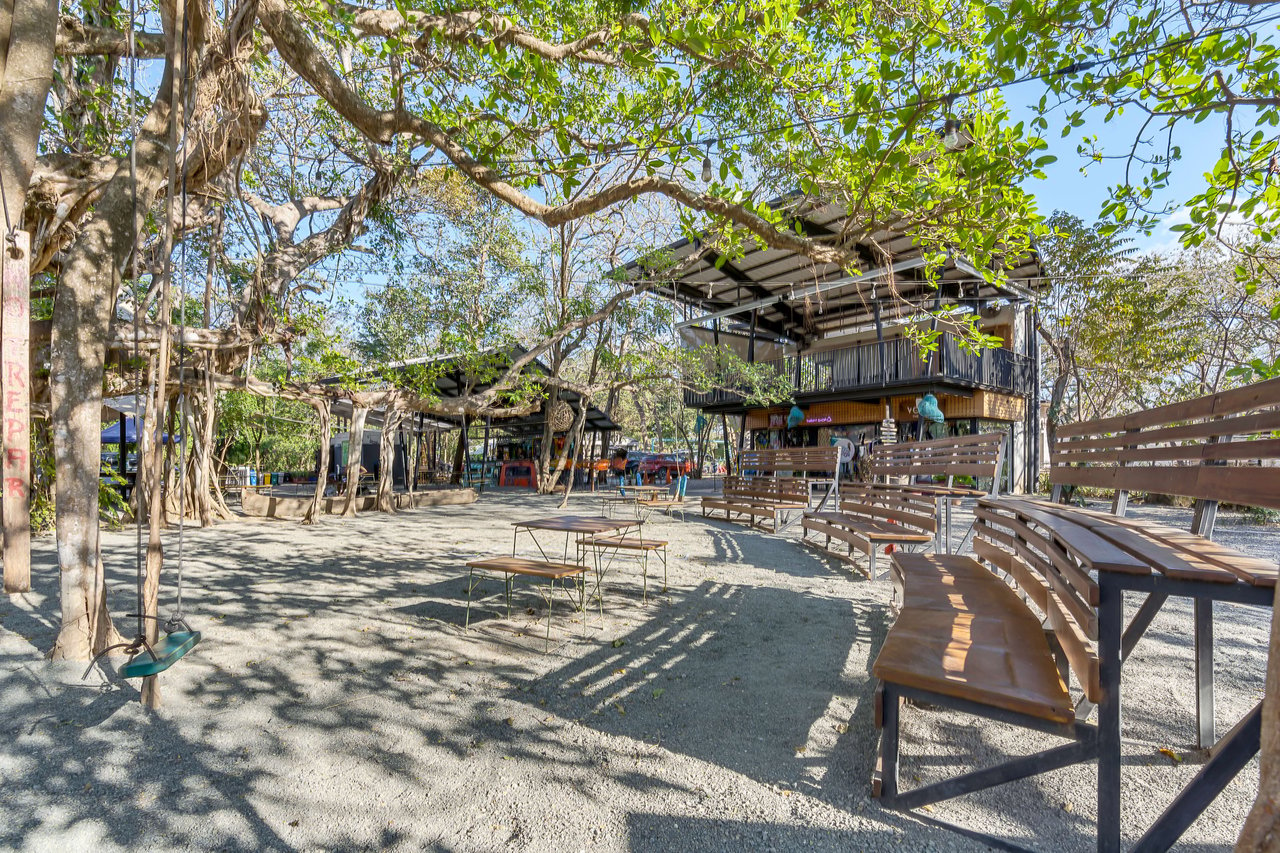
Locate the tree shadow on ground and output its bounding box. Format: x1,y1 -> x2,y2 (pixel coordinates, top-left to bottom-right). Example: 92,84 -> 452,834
0,491 -> 1265,852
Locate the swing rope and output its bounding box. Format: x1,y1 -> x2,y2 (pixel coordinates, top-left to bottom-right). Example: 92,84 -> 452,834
128,0 -> 144,646
173,0 -> 195,624
83,0 -> 201,682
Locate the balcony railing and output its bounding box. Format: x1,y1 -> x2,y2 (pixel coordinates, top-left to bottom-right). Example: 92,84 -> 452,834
685,332 -> 1035,409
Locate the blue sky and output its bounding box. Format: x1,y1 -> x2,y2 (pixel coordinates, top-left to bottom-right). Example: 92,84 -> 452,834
1011,91 -> 1227,255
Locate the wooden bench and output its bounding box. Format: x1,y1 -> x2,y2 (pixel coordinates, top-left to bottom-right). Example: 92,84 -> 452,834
872,379 -> 1280,851
579,535 -> 669,601
739,446 -> 842,508
464,557 -> 588,650
800,484 -> 936,579
701,476 -> 810,532
865,431 -> 1007,553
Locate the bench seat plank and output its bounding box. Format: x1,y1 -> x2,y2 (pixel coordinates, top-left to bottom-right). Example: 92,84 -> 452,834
1009,499 -> 1264,586
804,511 -> 933,542
874,555 -> 1074,724
1027,501 -> 1279,588
582,536 -> 668,551
466,557 -> 585,580
985,498 -> 1147,574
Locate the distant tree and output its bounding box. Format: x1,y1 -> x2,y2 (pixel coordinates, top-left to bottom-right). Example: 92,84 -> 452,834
1036,211 -> 1198,441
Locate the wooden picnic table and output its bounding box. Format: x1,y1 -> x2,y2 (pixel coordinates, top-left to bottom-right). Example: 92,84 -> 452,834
986,498 -> 1275,852
512,515 -> 642,567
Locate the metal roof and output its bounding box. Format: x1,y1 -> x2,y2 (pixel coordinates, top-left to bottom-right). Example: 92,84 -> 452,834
618,195 -> 1045,346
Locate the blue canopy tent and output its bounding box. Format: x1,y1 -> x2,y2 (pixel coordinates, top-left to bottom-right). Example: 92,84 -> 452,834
99,417 -> 181,445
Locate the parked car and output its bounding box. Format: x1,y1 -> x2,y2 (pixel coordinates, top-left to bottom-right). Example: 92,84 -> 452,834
623,450 -> 648,478
638,453 -> 693,484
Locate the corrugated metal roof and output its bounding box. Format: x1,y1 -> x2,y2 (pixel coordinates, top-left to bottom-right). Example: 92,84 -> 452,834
617,195 -> 1044,345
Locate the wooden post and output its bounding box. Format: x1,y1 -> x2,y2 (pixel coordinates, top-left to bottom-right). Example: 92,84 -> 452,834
2,231 -> 31,594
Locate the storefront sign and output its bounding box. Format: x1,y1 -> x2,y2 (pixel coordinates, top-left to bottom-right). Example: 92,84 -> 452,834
802,414 -> 833,425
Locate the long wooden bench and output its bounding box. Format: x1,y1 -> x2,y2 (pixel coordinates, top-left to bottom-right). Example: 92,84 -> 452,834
800,484 -> 936,579
872,378 -> 1280,851
867,431 -> 1006,551
701,476 -> 810,532
799,432 -> 1006,573
739,446 -> 841,508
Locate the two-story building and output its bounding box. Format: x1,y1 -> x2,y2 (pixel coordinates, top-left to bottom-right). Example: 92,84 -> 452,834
622,198 -> 1044,493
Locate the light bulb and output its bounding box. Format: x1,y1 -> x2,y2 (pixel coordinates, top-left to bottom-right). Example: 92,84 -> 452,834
943,120 -> 960,150
701,154 -> 713,183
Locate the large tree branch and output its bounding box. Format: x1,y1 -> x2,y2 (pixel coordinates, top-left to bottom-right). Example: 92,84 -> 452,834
55,15 -> 166,57
340,5 -> 641,66
258,0 -> 865,273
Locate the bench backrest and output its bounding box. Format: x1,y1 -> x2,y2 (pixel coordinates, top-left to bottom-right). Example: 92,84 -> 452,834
838,483 -> 936,533
739,447 -> 840,477
1050,377 -> 1280,519
867,432 -> 1006,489
972,502 -> 1101,705
723,476 -> 809,503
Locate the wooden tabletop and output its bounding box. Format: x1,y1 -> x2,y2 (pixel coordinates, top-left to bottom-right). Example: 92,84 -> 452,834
514,515 -> 642,534
984,497 -> 1279,588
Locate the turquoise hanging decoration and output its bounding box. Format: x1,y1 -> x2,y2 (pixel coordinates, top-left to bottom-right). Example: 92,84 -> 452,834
787,405 -> 805,429
918,393 -> 945,424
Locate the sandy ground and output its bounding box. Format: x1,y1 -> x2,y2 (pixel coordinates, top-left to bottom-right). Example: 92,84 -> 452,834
0,484 -> 1274,852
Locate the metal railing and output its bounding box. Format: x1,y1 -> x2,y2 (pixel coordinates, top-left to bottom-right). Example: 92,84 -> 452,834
685,332 -> 1035,408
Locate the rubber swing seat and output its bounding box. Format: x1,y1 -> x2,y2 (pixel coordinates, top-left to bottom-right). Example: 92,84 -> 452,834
119,631 -> 201,679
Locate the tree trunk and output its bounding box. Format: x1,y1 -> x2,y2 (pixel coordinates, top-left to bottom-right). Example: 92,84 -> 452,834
340,406 -> 367,517
2,0 -> 58,596
450,416 -> 467,485
377,406 -> 399,513
1237,583 -> 1280,851
0,0 -> 56,241
556,401 -> 590,509
304,398 -> 329,524
537,397 -> 557,494
48,0 -> 198,661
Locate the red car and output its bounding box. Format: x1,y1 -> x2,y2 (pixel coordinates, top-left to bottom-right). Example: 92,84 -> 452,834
637,454 -> 693,484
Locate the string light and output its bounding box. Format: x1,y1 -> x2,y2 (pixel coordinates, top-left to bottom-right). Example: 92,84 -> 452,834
701,146 -> 713,182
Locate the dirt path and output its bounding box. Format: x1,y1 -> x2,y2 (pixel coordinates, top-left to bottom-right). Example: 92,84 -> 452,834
0,490 -> 1271,851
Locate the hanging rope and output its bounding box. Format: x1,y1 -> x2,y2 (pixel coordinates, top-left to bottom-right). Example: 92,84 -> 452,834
172,0 -> 196,623
127,0 -> 144,644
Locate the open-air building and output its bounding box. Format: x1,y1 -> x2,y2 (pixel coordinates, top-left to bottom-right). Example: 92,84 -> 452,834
624,199 -> 1045,493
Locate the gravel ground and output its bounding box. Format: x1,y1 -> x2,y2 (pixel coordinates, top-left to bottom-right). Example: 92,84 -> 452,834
0,485 -> 1274,852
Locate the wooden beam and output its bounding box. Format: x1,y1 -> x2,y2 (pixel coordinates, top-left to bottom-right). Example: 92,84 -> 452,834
698,242 -> 809,345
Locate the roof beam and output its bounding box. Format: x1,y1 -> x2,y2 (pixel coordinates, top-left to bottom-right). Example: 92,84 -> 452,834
676,257 -> 928,331
697,242 -> 810,345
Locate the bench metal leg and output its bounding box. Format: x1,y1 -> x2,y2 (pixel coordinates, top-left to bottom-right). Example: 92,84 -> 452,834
544,576 -> 554,652
892,738 -> 1099,811
465,565 -> 477,630
1131,703 -> 1261,853
1195,598 -> 1214,748
934,495 -> 945,553
868,545 -> 878,581
641,550 -> 649,602
1097,576 -> 1124,853
879,683 -> 900,799
1122,592 -> 1167,662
